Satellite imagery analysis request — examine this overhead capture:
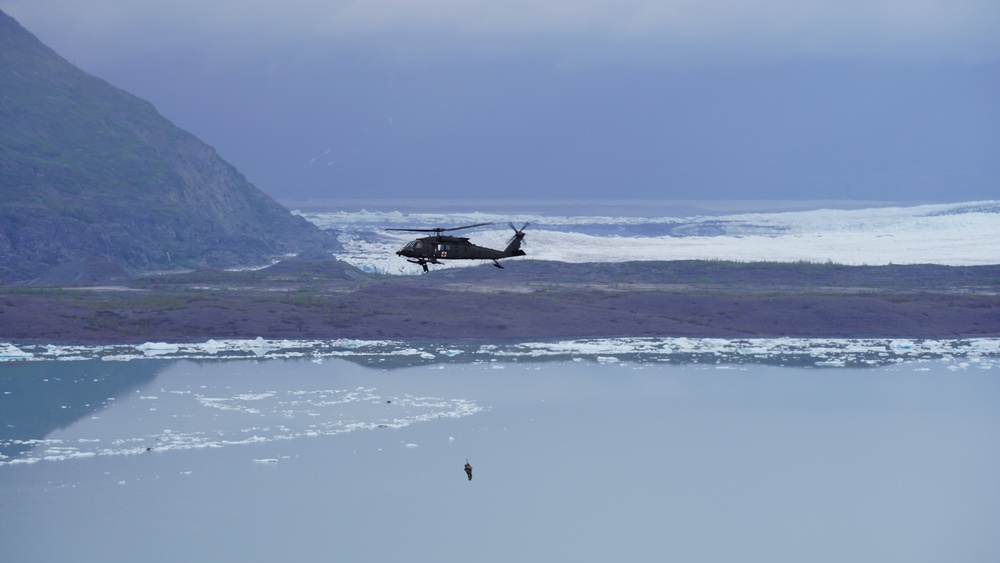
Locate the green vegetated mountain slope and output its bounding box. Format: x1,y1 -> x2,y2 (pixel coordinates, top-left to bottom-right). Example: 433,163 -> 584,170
0,9 -> 331,283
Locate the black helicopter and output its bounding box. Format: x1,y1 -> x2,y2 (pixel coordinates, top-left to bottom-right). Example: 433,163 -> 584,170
387,222 -> 528,272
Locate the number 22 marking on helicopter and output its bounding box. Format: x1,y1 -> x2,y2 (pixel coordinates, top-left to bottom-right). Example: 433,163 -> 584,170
387,222 -> 529,272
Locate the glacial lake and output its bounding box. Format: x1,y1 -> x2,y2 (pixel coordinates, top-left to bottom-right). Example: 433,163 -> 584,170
2,339 -> 999,562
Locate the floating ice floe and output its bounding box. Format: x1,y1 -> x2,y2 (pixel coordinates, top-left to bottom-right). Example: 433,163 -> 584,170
137,342 -> 180,356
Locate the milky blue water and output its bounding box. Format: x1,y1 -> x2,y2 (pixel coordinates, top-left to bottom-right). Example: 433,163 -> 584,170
2,356 -> 998,562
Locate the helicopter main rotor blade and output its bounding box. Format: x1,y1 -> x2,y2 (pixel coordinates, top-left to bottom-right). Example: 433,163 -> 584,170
386,222 -> 493,233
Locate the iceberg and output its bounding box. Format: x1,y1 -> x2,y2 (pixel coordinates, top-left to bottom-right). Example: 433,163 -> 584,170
0,343 -> 32,360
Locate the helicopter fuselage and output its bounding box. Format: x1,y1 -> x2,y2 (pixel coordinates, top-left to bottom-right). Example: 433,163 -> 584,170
396,235 -> 515,263
389,222 -> 527,272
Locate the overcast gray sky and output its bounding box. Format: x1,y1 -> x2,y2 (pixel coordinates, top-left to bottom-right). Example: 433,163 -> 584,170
3,0 -> 998,203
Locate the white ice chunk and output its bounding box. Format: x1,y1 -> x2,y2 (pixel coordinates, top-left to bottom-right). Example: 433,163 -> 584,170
0,343 -> 34,360
137,342 -> 179,356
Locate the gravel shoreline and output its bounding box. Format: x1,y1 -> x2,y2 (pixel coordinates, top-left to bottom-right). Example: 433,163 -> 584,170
2,261 -> 997,344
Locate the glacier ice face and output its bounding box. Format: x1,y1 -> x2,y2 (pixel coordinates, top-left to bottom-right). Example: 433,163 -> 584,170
296,200 -> 1000,274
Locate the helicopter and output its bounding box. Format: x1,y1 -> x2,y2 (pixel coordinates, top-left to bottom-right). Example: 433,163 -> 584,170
387,222 -> 528,272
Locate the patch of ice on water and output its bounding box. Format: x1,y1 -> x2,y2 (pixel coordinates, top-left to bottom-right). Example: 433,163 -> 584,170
1,382 -> 483,466
232,392 -> 276,401
137,342 -> 179,356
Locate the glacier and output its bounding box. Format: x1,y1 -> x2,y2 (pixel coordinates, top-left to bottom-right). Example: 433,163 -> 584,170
295,200 -> 1000,274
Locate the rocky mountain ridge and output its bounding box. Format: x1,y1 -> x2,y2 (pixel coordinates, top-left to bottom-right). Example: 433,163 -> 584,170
0,9 -> 332,283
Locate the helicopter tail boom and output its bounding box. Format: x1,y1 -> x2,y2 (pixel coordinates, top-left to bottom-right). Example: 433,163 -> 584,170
503,234 -> 526,256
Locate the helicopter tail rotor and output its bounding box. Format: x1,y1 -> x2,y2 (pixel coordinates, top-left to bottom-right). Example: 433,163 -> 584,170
506,222 -> 529,246
503,222 -> 529,255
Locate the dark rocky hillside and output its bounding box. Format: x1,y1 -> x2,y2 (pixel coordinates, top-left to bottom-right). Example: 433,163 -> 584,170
0,10 -> 332,283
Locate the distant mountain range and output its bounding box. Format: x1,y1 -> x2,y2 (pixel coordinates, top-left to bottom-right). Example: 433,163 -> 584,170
0,9 -> 332,284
